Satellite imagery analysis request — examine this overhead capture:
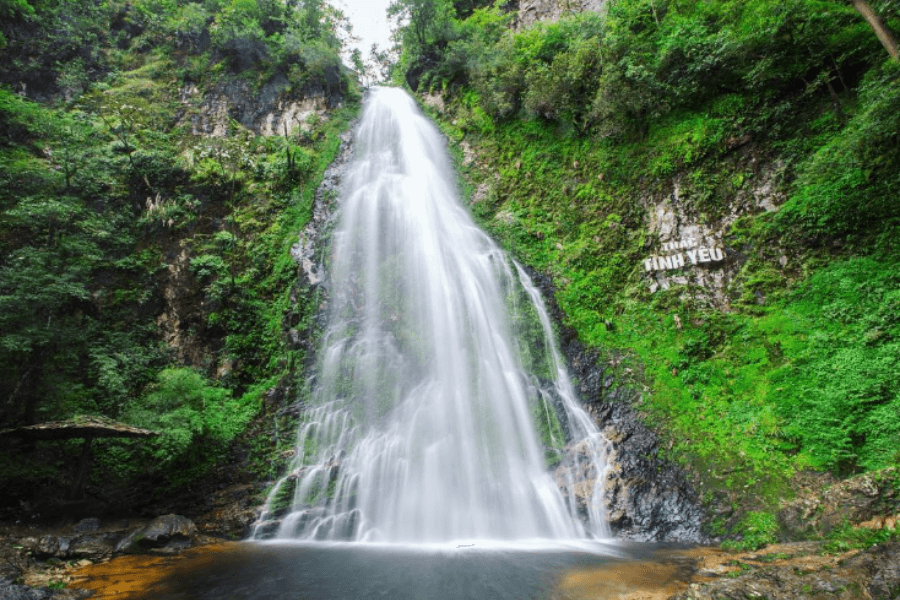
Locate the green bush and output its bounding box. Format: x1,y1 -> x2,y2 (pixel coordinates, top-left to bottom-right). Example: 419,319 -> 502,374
775,257 -> 900,473
125,367 -> 256,466
778,62 -> 900,240
824,521 -> 900,553
721,511 -> 779,551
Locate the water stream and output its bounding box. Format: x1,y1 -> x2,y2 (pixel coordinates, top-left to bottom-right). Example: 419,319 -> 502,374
253,87 -> 611,544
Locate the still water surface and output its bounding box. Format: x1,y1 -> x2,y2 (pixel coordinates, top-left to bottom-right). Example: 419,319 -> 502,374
72,541 -> 695,600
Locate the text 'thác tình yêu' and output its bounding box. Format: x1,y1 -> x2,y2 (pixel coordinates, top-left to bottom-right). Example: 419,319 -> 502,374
644,238 -> 725,272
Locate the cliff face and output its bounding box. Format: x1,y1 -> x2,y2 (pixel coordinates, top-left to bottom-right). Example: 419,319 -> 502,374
515,0 -> 608,29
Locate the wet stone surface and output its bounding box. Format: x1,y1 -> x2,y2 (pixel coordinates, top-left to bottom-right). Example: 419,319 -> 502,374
526,266 -> 706,543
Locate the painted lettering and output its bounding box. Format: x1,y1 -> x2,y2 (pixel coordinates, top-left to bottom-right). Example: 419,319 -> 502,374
643,239 -> 725,276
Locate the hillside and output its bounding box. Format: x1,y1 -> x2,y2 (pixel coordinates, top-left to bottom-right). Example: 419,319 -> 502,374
1,0 -> 899,553
0,0 -> 360,517
390,0 -> 900,545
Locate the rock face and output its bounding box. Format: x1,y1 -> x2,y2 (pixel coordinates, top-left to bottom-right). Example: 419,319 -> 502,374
154,245 -> 208,367
289,126 -> 356,289
194,483 -> 261,539
516,0 -> 608,29
640,156 -> 786,309
779,468 -> 899,538
529,267 -> 706,542
673,541 -> 900,600
182,74 -> 336,139
154,73 -> 345,371
282,113 -> 358,365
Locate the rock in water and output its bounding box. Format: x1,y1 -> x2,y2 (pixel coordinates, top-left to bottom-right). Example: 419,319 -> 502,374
115,514 -> 198,554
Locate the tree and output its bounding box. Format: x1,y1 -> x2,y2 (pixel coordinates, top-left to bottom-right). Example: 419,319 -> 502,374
300,0 -> 324,39
848,0 -> 899,59
388,0 -> 454,49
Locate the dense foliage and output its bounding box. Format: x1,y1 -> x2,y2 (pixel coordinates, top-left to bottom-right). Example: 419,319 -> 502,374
391,0 -> 900,531
0,0 -> 360,509
2,0 -> 899,545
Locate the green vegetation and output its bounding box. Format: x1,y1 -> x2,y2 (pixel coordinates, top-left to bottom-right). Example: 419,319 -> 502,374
0,0 -> 360,507
721,511 -> 779,551
2,0 -> 898,552
391,0 -> 900,542
823,520 -> 900,553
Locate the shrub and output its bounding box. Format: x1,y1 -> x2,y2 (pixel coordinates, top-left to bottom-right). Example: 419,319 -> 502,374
777,62 -> 900,240
124,367 -> 257,466
722,511 -> 779,551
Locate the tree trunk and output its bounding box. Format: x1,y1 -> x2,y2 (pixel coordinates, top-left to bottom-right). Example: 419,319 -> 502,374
70,436 -> 94,500
851,0 -> 899,60
825,75 -> 846,122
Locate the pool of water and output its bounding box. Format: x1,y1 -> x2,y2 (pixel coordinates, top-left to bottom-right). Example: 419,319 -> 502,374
71,540 -> 697,600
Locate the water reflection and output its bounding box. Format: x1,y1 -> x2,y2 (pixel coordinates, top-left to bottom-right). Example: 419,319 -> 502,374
72,541 -> 697,600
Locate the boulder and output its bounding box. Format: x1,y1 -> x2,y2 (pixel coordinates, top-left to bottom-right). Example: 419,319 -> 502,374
114,514 -> 198,554
73,519 -> 99,534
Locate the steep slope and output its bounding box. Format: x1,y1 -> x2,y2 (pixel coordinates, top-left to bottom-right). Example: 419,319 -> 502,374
392,0 -> 900,545
0,0 -> 360,518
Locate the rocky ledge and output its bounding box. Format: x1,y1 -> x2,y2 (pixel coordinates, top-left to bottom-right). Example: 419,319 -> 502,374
0,514 -> 213,599
674,540 -> 900,600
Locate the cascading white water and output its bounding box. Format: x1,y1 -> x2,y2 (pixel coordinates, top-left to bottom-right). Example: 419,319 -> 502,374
254,87 -> 611,544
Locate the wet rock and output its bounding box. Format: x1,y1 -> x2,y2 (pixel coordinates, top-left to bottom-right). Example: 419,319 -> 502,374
252,520 -> 282,540
290,126 -> 356,288
114,514 -> 198,554
195,483 -> 264,539
526,266 -> 706,542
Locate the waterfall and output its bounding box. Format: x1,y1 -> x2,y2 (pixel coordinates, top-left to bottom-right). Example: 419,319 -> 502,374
253,87 -> 611,544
